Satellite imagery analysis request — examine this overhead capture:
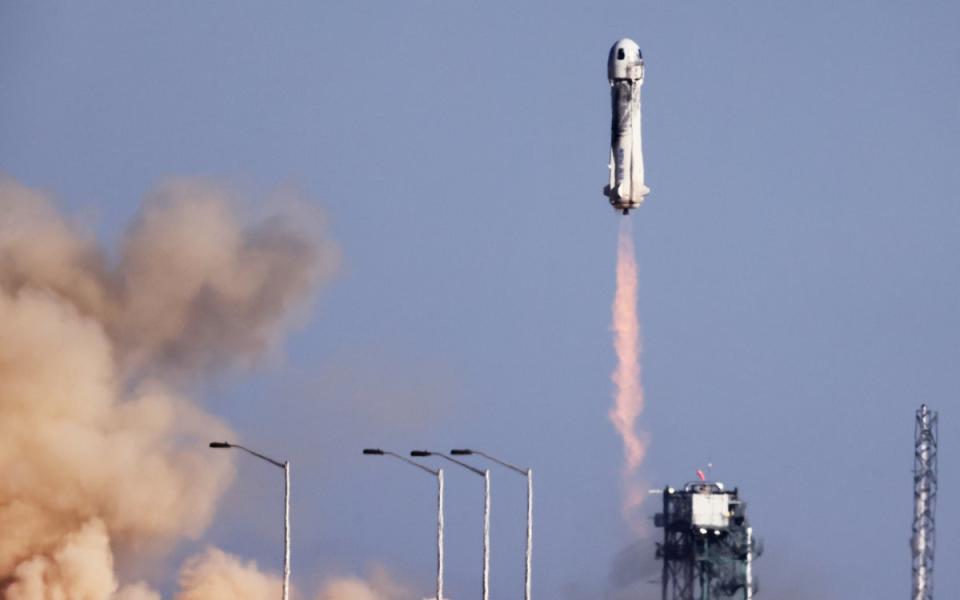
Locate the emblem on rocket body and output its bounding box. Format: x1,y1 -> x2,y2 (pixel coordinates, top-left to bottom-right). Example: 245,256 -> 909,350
604,38 -> 649,215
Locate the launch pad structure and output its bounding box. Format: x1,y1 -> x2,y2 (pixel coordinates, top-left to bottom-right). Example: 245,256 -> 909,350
654,482 -> 758,600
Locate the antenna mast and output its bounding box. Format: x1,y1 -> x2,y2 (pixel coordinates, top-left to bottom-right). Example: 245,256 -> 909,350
912,404 -> 938,600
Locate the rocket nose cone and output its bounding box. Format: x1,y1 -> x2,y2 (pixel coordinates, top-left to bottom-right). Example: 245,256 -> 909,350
610,38 -> 640,56
608,38 -> 643,79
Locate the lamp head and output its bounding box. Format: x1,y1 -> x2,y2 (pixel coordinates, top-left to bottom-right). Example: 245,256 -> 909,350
450,449 -> 473,456
362,448 -> 385,455
410,450 -> 431,457
209,442 -> 231,449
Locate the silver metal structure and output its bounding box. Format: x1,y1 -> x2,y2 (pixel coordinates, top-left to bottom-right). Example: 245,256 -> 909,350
745,527 -> 753,600
415,451 -> 491,600
210,442 -> 290,600
654,482 -> 758,600
453,449 -> 533,600
912,405 -> 938,600
363,449 -> 445,600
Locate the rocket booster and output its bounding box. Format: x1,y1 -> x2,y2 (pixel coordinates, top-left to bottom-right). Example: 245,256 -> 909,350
604,38 -> 649,215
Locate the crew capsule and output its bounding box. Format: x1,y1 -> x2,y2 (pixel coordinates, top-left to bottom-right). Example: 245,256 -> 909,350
608,38 -> 644,83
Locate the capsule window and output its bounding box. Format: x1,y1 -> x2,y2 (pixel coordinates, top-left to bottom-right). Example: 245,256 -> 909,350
617,48 -> 625,60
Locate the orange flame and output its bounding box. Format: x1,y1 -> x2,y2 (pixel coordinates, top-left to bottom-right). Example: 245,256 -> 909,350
610,219 -> 648,530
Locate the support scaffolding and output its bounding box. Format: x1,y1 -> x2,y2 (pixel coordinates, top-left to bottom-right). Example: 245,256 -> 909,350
912,405 -> 938,600
655,482 -> 758,600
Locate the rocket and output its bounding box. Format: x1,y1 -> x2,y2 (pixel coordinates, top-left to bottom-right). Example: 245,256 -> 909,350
604,38 -> 649,215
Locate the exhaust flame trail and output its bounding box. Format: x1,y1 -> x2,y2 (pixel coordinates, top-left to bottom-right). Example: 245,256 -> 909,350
609,219 -> 648,529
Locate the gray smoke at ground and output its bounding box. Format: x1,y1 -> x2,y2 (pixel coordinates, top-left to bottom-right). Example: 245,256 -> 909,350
560,537 -> 661,600
609,540 -> 660,589
0,175 -> 338,598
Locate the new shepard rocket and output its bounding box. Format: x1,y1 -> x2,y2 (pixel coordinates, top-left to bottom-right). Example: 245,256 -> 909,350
604,38 -> 649,215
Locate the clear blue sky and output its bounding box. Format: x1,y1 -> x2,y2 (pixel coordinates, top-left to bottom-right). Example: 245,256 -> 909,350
2,1 -> 958,598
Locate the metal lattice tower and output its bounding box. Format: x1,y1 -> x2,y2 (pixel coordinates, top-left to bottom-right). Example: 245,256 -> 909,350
655,482 -> 759,600
912,404 -> 938,600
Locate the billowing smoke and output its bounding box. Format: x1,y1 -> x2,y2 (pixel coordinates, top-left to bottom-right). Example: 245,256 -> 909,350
174,550 -> 411,600
4,520 -> 161,600
609,219 -> 649,531
314,566 -> 413,600
176,548 -> 281,600
0,175 -> 334,597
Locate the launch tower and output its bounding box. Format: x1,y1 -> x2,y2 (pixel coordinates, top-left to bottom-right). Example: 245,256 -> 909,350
654,482 -> 758,600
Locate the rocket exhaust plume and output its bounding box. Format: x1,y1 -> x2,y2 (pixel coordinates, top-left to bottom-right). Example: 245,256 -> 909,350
609,219 -> 648,530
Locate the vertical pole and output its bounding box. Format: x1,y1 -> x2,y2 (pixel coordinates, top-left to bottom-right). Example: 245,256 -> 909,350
912,404 -> 937,600
437,469 -> 445,600
482,469 -> 490,600
700,537 -> 708,600
283,461 -> 290,600
745,527 -> 753,600
525,469 -> 533,600
660,488 -> 670,600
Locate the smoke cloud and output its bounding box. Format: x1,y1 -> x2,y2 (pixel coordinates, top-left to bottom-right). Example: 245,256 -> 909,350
175,548 -> 281,600
4,520 -> 162,600
609,219 -> 649,531
174,550 -> 412,600
0,175 -> 334,597
314,566 -> 412,600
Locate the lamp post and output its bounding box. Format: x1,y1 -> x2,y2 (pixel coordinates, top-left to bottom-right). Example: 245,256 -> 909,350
363,449 -> 444,600
210,441 -> 290,600
452,449 -> 532,600
413,450 -> 490,600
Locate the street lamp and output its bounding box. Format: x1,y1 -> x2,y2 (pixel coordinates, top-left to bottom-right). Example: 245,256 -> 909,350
413,450 -> 490,600
209,441 -> 290,600
452,449 -> 533,600
363,449 -> 445,600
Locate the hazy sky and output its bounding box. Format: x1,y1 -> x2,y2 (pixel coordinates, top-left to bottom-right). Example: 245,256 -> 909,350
2,1 -> 959,598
